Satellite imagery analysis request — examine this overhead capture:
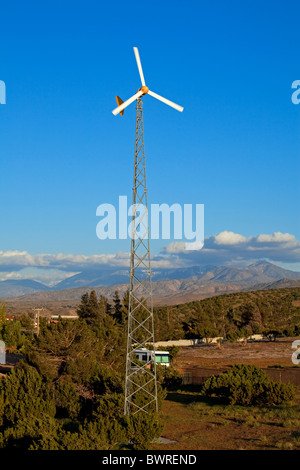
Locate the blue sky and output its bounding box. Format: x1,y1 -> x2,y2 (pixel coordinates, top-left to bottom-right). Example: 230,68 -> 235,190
1,0 -> 300,283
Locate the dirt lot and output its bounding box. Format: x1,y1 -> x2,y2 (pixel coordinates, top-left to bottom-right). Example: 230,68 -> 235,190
150,388 -> 300,450
173,337 -> 300,386
174,337 -> 299,370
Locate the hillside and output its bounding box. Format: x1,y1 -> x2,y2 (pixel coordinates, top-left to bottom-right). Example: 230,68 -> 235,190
154,287 -> 300,341
250,278 -> 300,291
0,279 -> 50,298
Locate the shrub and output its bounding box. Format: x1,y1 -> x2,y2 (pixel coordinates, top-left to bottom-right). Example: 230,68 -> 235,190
55,377 -> 80,419
200,364 -> 295,406
125,413 -> 163,450
159,366 -> 182,390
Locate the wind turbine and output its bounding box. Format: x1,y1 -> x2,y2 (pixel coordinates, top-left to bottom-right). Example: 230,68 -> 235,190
112,47 -> 183,416
112,47 -> 183,116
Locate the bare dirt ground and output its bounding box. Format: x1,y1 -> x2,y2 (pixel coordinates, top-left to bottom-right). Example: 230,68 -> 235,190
174,337 -> 299,370
150,388 -> 300,450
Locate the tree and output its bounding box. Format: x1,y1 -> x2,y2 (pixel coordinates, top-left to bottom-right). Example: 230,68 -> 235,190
200,364 -> 295,406
105,301 -> 112,317
0,319 -> 27,353
20,314 -> 34,331
156,364 -> 182,390
26,318 -> 101,383
199,327 -> 219,344
0,363 -> 57,449
113,291 -> 123,324
0,302 -> 6,326
240,303 -> 263,333
125,413 -> 163,450
263,329 -> 282,342
98,294 -> 108,318
122,290 -> 129,317
77,291 -> 104,324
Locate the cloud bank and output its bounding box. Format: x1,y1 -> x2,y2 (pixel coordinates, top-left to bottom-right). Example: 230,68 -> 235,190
0,231 -> 299,284
164,231 -> 300,266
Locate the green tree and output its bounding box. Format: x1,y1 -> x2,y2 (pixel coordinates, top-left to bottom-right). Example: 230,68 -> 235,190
20,314 -> 34,331
200,364 -> 295,406
0,302 -> 6,326
26,318 -> 100,383
0,320 -> 27,353
113,291 -> 124,324
77,290 -> 104,324
0,364 -> 57,449
125,413 -> 163,450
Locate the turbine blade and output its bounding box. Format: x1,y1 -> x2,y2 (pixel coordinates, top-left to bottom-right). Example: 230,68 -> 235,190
133,47 -> 146,86
112,90 -> 143,116
148,90 -> 184,112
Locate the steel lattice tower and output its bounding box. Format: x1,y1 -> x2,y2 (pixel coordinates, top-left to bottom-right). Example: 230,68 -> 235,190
124,98 -> 158,415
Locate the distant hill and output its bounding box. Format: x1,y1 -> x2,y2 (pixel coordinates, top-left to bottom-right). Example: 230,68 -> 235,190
4,278 -> 246,306
53,265 -> 218,290
2,261 -> 300,306
0,279 -> 50,298
53,261 -> 300,290
250,278 -> 300,291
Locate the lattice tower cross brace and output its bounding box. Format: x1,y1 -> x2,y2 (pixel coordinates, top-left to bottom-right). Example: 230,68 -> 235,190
124,98 -> 158,416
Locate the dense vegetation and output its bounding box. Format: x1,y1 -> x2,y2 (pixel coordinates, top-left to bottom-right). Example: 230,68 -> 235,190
0,302 -> 28,353
200,364 -> 295,406
0,293 -> 167,449
154,287 -> 300,341
0,287 -> 299,449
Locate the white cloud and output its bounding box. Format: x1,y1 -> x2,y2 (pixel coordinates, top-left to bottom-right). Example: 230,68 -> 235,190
161,231 -> 300,268
1,231 -> 300,284
0,250 -> 131,271
164,242 -> 186,254
0,268 -> 80,286
214,231 -> 248,245
256,232 -> 296,244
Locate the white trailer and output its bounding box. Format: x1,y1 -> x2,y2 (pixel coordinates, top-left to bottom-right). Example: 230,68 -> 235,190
134,348 -> 170,367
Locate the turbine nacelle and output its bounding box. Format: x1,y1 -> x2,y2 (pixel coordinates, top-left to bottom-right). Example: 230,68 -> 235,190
140,85 -> 149,95
112,47 -> 183,116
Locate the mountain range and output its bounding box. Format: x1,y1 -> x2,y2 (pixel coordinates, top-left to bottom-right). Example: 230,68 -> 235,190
0,279 -> 51,298
2,261 -> 300,307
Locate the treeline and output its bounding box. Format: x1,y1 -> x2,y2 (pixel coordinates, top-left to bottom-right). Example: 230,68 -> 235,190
73,287 -> 300,342
154,288 -> 300,341
2,287 -> 300,351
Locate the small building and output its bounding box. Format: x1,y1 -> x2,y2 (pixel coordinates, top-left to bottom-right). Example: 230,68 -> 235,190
0,340 -> 6,365
50,315 -> 78,323
134,348 -> 170,367
5,316 -> 15,322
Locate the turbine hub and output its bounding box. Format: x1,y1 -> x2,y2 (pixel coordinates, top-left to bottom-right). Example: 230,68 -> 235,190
141,86 -> 149,94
